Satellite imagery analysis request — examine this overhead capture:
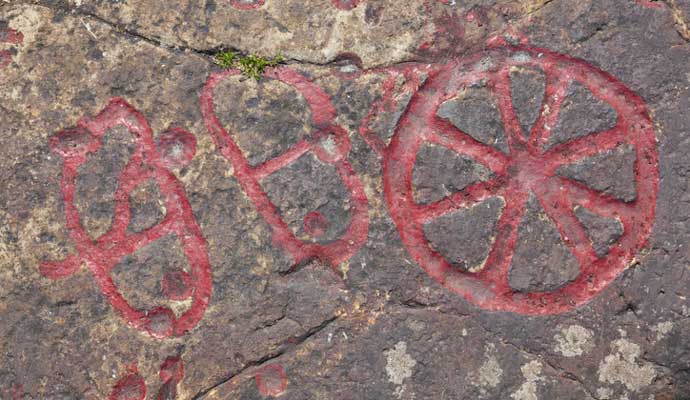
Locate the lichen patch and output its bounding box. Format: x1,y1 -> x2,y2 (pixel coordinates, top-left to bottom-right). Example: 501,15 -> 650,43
511,360 -> 543,400
385,341 -> 417,386
554,325 -> 594,357
598,338 -> 656,392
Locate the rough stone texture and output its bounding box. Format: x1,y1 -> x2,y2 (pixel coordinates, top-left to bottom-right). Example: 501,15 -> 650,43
213,76 -> 312,167
261,153 -> 353,244
508,195 -> 580,292
2,0 -> 690,399
547,81 -> 619,150
128,179 -> 167,234
437,85 -> 510,153
557,144 -> 638,203
423,196 -> 504,272
412,143 -> 493,205
510,65 -> 546,138
574,206 -> 624,257
75,126 -> 136,239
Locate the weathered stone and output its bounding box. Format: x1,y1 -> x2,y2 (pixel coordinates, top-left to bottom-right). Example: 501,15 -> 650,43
423,196 -> 504,272
509,66 -> 546,138
574,206 -> 624,257
412,143 -> 493,205
437,85 -> 509,153
557,144 -> 637,203
1,0 -> 689,398
547,81 -> 618,150
508,195 -> 580,292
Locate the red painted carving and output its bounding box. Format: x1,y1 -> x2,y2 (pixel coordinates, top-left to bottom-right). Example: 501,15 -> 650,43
109,365 -> 146,400
255,364 -> 288,397
157,357 -> 184,399
40,98 -> 212,337
361,43 -> 658,315
228,0 -> 360,10
0,50 -> 10,68
0,28 -> 22,68
201,67 -> 369,270
230,0 -> 265,10
0,28 -> 23,44
110,357 -> 183,400
332,0 -> 361,10
636,0 -> 664,8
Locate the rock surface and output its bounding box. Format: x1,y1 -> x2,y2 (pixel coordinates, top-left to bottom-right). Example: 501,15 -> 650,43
1,0 -> 690,398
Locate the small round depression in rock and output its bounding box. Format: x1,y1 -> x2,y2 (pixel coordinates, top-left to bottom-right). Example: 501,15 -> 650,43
161,270 -> 193,301
156,127 -> 196,169
255,364 -> 287,397
303,211 -> 330,239
143,306 -> 175,338
313,125 -> 350,163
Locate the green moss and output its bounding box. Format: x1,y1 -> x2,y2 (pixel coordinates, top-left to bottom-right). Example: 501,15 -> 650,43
213,50 -> 284,80
214,50 -> 237,69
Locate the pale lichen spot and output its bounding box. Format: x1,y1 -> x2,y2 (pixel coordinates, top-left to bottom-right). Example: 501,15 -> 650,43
598,338 -> 656,392
511,360 -> 542,400
478,344 -> 503,388
596,387 -> 614,399
651,321 -> 673,342
385,341 -> 417,386
553,325 -> 594,357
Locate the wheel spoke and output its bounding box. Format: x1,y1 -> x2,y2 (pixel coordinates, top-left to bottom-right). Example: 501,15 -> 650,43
554,175 -> 636,228
474,185 -> 528,290
494,68 -> 528,152
528,72 -> 570,152
545,124 -> 627,168
534,184 -> 598,267
425,122 -> 509,175
415,178 -> 506,223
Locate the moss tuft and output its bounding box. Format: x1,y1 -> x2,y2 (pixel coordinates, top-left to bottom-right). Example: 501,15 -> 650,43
213,50 -> 284,80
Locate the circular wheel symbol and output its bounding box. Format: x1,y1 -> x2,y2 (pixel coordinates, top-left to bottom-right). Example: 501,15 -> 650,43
384,45 -> 658,315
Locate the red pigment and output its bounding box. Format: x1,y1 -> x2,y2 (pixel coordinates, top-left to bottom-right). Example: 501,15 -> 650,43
332,0 -> 361,10
41,98 -> 212,337
255,364 -> 287,397
162,270 -> 193,301
303,211 -> 330,238
156,127 -> 197,169
0,50 -> 11,68
201,67 -> 369,271
361,44 -> 658,315
0,28 -> 23,44
110,358 -> 184,400
636,0 -> 664,8
230,0 -> 265,10
0,28 -> 22,69
157,357 -> 184,400
109,371 -> 146,400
